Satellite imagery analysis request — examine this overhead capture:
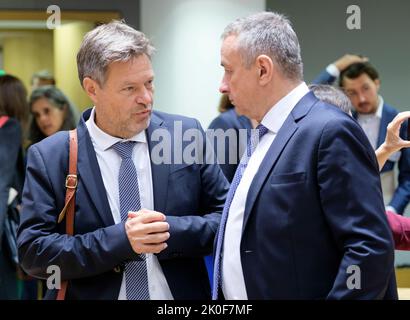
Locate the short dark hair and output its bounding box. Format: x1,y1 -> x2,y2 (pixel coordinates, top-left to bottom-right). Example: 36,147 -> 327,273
339,62 -> 379,87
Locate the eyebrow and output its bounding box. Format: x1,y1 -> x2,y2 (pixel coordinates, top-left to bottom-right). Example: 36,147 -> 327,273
120,81 -> 137,86
121,76 -> 154,85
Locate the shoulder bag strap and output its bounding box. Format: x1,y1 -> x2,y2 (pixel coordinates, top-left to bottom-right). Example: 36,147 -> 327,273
56,129 -> 78,300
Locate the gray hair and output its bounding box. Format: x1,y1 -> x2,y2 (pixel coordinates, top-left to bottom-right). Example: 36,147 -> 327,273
222,11 -> 303,81
31,69 -> 55,85
77,20 -> 155,87
309,84 -> 353,115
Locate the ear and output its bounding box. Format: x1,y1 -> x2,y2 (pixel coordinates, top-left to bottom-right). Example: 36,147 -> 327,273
374,78 -> 381,92
82,77 -> 100,104
256,55 -> 274,86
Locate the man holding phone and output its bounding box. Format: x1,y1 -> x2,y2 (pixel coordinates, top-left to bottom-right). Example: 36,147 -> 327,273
315,59 -> 410,215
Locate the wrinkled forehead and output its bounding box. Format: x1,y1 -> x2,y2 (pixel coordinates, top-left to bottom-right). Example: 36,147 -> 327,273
104,54 -> 154,84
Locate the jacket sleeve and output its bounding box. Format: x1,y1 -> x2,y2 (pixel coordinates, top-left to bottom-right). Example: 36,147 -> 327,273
317,116 -> 395,299
386,210 -> 410,250
158,119 -> 229,260
312,69 -> 337,85
17,143 -> 140,281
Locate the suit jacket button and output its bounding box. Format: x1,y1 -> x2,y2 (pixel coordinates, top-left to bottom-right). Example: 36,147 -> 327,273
113,266 -> 122,273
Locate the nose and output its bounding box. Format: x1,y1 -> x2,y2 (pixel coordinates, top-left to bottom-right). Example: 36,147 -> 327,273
219,78 -> 229,94
358,93 -> 366,103
136,87 -> 153,106
37,113 -> 48,124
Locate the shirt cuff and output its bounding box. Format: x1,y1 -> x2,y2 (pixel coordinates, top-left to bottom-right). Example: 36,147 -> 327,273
326,64 -> 340,78
386,205 -> 397,214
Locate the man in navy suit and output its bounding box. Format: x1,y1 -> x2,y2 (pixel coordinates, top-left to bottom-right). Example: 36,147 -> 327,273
17,21 -> 229,300
314,57 -> 410,214
212,12 -> 397,299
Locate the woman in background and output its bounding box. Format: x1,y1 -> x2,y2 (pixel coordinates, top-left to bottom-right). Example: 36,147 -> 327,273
0,75 -> 28,299
28,85 -> 79,146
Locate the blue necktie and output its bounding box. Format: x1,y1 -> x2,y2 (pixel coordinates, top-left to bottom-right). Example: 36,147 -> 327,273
212,124 -> 269,299
112,141 -> 150,300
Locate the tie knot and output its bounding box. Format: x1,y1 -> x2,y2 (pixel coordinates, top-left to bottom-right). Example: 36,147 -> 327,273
112,141 -> 136,159
256,124 -> 269,139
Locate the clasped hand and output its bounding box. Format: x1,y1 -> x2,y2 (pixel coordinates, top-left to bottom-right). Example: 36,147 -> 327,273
125,208 -> 170,254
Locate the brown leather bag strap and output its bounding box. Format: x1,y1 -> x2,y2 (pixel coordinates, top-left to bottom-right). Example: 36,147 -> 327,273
56,129 -> 78,300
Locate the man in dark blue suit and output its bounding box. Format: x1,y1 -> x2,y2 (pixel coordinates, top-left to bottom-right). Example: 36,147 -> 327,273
212,12 -> 397,299
314,58 -> 410,214
17,21 -> 228,300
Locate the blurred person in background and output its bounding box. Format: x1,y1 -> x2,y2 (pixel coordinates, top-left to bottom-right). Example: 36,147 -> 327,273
30,70 -> 55,91
28,85 -> 79,146
0,75 -> 28,299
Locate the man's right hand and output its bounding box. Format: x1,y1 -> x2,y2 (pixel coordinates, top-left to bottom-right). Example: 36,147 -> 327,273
125,209 -> 170,254
333,54 -> 368,71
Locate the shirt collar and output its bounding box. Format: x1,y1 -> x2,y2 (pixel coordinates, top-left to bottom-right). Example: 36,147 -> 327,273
357,95 -> 384,120
87,107 -> 147,151
261,82 -> 310,134
376,95 -> 384,118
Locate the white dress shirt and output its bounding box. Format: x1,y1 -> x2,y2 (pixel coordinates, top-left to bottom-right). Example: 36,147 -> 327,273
357,96 -> 384,150
86,107 -> 173,300
356,97 -> 400,211
221,83 -> 310,300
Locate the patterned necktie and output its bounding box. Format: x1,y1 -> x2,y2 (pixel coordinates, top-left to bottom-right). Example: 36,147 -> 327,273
112,141 -> 150,300
212,124 -> 269,299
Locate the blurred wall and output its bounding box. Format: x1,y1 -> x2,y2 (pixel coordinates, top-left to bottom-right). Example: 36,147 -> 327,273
3,30 -> 53,92
54,21 -> 94,111
141,0 -> 265,129
267,0 -> 410,112
0,0 -> 140,28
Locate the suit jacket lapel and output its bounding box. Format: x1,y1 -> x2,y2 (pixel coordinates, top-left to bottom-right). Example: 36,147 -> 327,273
146,112 -> 170,214
377,104 -> 387,148
242,92 -> 318,232
77,110 -> 115,227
